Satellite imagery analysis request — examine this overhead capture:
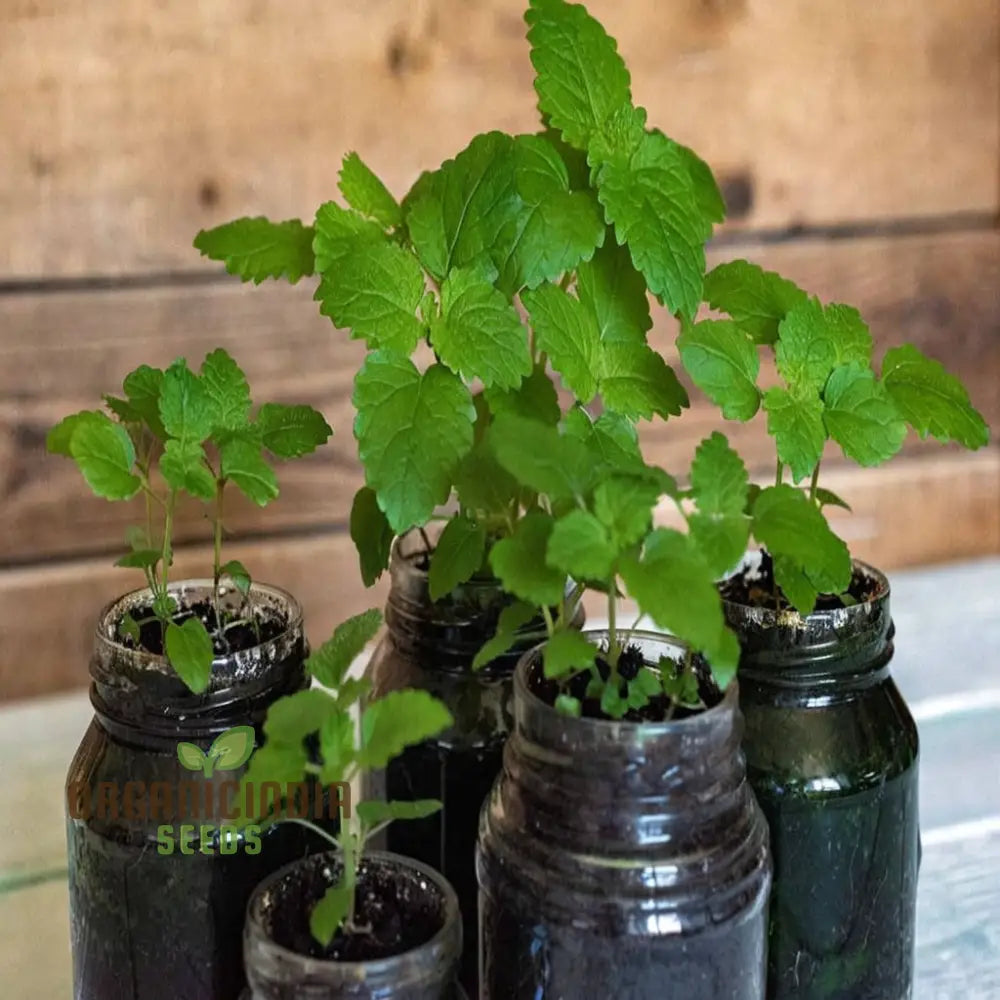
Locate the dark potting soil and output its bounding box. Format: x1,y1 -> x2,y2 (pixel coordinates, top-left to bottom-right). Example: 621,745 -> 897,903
266,858 -> 446,963
720,550 -> 882,611
527,646 -> 722,723
121,599 -> 286,656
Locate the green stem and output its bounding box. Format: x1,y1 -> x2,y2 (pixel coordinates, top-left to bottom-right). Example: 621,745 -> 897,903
212,480 -> 226,642
607,585 -> 619,671
280,816 -> 342,852
809,461 -> 822,505
540,604 -> 555,637
775,459 -> 784,487
159,490 -> 176,643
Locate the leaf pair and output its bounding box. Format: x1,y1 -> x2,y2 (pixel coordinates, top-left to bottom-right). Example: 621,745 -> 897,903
177,725 -> 255,777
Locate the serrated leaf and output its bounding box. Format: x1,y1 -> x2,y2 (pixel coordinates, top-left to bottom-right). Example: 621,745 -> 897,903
542,630 -> 596,679
690,432 -> 749,518
428,517 -> 487,601
319,711 -> 356,784
822,304 -> 875,367
310,884 -> 351,947
689,513 -> 750,579
489,413 -> 592,500
593,475 -> 660,548
312,201 -> 386,273
220,435 -> 279,506
353,354 -> 475,533
307,609 -> 383,689
360,690 -> 453,769
453,439 -> 520,517
599,342 -> 688,421
264,688 -> 342,744
350,486 -> 394,587
159,359 -> 215,447
484,365 -> 561,426
67,413 -> 141,500
356,799 -> 442,827
339,152 -> 401,229
122,365 -> 167,439
822,363 -> 907,467
882,343 -> 989,449
526,0 -> 632,149
703,260 -> 808,345
315,238 -> 426,354
165,618 -> 214,694
193,217 -> 314,284
576,238 -> 652,346
159,439 -> 216,500
219,559 -> 252,595
256,403 -> 332,458
546,509 -> 617,581
762,387 -> 826,483
430,262 -> 532,390
522,282 -> 600,401
677,319 -> 761,420
564,409 -> 645,475
47,410 -> 107,457
200,348 -> 251,432
676,142 -> 726,225
490,512 -> 566,606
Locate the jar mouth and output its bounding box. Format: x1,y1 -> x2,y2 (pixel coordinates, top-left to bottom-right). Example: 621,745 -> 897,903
245,851 -> 460,986
515,628 -> 739,735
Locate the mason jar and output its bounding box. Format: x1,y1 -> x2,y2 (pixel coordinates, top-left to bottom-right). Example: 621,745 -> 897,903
722,560 -> 920,1000
477,629 -> 772,1000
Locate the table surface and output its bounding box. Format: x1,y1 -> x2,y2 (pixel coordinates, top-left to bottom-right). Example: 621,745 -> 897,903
2,557 -> 998,999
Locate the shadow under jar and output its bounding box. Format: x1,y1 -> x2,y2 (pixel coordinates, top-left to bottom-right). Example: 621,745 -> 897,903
361,530 -> 582,994
477,629 -> 772,1000
66,580 -> 319,1000
721,558 -> 920,1000
242,851 -> 466,1000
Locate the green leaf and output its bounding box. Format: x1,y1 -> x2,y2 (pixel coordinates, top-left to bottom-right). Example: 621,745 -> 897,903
453,439 -> 520,517
310,884 -> 351,947
319,711 -> 356,784
822,304 -> 875,367
775,298 -> 847,394
676,143 -> 726,225
688,433 -> 751,578
176,742 -> 206,772
688,513 -> 750,579
526,0 -> 632,150
209,726 -> 256,771
593,475 -> 660,548
67,413 -> 141,500
349,486 -> 394,586
235,742 -> 310,824
312,201 -> 385,273
430,262 -> 532,390
339,152 -> 402,229
677,319 -> 761,420
762,387 -> 826,483
599,342 -> 688,421
822,363 -> 907,467
489,512 -> 566,606
619,529 -> 739,683
428,517 -> 487,601
542,630 -> 596,679
219,559 -> 252,595
484,365 -> 561,426
122,365 -> 167,439
256,403 -> 332,458
882,343 -> 989,449
200,348 -> 251,432
554,694 -> 582,717
703,260 -> 807,345
315,238 -> 426,354
815,487 -> 852,511
472,601 -> 541,671
546,509 -> 617,581
116,549 -> 162,570
159,359 -> 215,447
307,609 -> 384,689
159,439 -> 216,501
564,409 -> 645,475
576,239 -> 652,346
193,217 -> 314,284
353,354 -> 475,533
405,131 -> 520,280
522,282 -> 600,401
752,485 -> 852,607
489,413 -> 592,500
220,435 -> 279,506
165,618 -> 214,694
593,128 -> 711,318
356,799 -> 442,827
47,410 -> 107,458
360,690 -> 453,769
264,688 -> 341,743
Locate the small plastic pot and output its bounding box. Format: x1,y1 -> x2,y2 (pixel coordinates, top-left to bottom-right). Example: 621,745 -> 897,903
477,629 -> 772,1000
242,851 -> 465,999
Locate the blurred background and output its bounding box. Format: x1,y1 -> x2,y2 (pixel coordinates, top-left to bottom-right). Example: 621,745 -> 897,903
1,0 -> 998,704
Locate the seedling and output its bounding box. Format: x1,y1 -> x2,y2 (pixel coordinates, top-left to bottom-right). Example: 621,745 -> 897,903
237,609 -> 453,946
47,349 -> 332,692
679,260 -> 990,612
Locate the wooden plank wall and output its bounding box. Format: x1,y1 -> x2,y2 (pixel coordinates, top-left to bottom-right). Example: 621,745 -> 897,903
1,0 -> 998,701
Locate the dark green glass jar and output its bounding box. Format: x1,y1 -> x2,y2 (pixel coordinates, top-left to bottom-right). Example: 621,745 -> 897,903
722,559 -> 920,1000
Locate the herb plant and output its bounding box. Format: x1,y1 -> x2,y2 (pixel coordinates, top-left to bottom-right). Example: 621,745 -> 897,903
238,609 -> 453,945
47,350 -> 332,692
678,260 -> 991,612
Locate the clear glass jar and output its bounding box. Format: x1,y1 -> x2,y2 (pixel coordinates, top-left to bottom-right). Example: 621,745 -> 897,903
66,580 -> 317,1000
242,851 -> 465,1000
477,629 -> 772,1000
362,530 -> 582,993
722,560 -> 920,1000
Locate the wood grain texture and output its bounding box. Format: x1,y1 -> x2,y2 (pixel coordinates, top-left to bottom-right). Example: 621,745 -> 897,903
3,228 -> 996,565
2,0 -> 996,277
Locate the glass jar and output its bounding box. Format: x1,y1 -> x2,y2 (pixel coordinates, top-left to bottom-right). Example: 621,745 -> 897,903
66,580 -> 319,1000
722,560 -> 919,1000
362,530 -> 582,993
242,851 -> 465,1000
477,629 -> 772,1000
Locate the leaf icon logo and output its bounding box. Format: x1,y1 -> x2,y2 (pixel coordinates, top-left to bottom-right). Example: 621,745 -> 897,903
176,726 -> 256,777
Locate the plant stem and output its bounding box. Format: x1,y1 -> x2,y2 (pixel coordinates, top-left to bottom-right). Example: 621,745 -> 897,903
212,480 -> 227,643
809,461 -> 822,504
540,604 -> 555,636
607,585 -> 619,670
775,459 -> 784,487
280,816 -> 342,852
